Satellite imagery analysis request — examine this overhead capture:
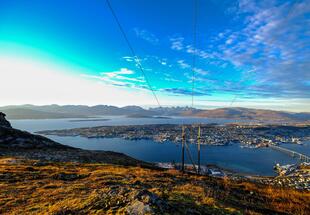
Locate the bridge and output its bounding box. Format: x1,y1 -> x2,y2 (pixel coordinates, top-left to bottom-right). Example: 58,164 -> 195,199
268,144 -> 310,162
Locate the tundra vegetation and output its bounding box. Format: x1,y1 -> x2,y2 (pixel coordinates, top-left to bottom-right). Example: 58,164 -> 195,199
0,157 -> 309,215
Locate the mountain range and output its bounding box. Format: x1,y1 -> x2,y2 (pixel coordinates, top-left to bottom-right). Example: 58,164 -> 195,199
0,104 -> 309,122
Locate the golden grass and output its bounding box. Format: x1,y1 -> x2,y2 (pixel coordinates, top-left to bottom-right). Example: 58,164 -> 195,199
0,157 -> 309,215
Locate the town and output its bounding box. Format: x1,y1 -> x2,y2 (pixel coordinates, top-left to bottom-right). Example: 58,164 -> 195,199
38,123 -> 310,147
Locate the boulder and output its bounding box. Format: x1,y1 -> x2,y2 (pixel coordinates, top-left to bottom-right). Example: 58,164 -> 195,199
126,200 -> 154,215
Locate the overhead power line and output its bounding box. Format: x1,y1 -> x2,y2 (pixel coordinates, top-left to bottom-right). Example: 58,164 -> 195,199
106,0 -> 161,107
229,95 -> 238,107
191,0 -> 199,108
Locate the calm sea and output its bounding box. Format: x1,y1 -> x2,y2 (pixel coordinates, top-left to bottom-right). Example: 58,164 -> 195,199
10,117 -> 310,176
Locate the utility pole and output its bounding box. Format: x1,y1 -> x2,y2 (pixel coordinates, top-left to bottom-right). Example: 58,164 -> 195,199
181,126 -> 185,173
197,125 -> 201,174
190,126 -> 193,143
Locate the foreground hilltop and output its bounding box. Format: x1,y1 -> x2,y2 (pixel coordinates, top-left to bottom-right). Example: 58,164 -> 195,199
0,157 -> 309,214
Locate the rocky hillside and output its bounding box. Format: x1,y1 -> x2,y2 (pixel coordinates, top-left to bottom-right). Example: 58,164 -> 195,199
0,113 -> 152,167
0,112 -> 11,128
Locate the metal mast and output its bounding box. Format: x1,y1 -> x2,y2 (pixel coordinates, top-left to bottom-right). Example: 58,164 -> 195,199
181,126 -> 185,172
197,125 -> 201,174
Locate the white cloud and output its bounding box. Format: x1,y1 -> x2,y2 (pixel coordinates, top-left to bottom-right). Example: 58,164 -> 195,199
83,68 -> 146,86
122,56 -> 134,62
193,68 -> 208,76
0,56 -> 157,106
177,60 -> 190,69
100,68 -> 145,83
101,68 -> 134,77
225,38 -> 233,45
170,37 -> 184,50
170,0 -> 310,100
159,59 -> 167,65
134,28 -> 159,45
177,60 -> 208,76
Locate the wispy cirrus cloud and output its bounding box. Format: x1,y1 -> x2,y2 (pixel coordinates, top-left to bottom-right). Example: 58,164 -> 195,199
193,68 -> 208,76
82,68 -> 146,89
134,28 -> 159,45
177,60 -> 208,76
161,88 -> 207,96
177,59 -> 190,69
121,56 -> 153,72
218,0 -> 310,99
170,37 -> 184,50
169,0 -> 310,100
103,68 -> 145,83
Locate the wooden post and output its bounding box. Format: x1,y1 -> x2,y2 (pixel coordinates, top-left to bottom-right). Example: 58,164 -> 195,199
182,126 -> 185,173
197,125 -> 201,174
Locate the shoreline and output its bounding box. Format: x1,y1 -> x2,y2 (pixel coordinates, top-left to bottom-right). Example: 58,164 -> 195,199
155,162 -> 276,178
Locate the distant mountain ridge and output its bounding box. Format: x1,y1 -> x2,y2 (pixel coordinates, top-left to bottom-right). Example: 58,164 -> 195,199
0,105 -> 155,119
184,107 -> 310,122
0,105 -> 309,122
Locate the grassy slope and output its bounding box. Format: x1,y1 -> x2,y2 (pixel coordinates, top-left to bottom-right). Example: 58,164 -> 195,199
0,157 -> 309,215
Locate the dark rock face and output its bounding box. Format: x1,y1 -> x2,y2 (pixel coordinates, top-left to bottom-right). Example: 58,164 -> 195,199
0,126 -> 69,149
0,112 -> 11,128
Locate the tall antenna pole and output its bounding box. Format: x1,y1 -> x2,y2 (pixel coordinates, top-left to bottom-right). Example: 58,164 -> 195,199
190,126 -> 193,143
182,126 -> 185,173
197,125 -> 201,174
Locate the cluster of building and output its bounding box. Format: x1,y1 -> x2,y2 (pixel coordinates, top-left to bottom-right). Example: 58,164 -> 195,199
155,161 -> 310,190
255,162 -> 310,190
39,123 -> 310,147
156,162 -> 226,178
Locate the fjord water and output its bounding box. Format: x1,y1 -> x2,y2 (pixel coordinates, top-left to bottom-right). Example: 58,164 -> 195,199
11,117 -> 309,176
10,116 -> 244,133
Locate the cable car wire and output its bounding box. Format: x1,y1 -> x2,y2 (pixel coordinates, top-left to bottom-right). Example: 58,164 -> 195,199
106,0 -> 161,107
191,0 -> 199,108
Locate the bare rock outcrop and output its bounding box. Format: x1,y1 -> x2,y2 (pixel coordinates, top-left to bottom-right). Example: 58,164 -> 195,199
0,112 -> 11,128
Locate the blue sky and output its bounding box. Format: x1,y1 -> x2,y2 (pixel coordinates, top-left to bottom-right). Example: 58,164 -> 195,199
0,0 -> 309,111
